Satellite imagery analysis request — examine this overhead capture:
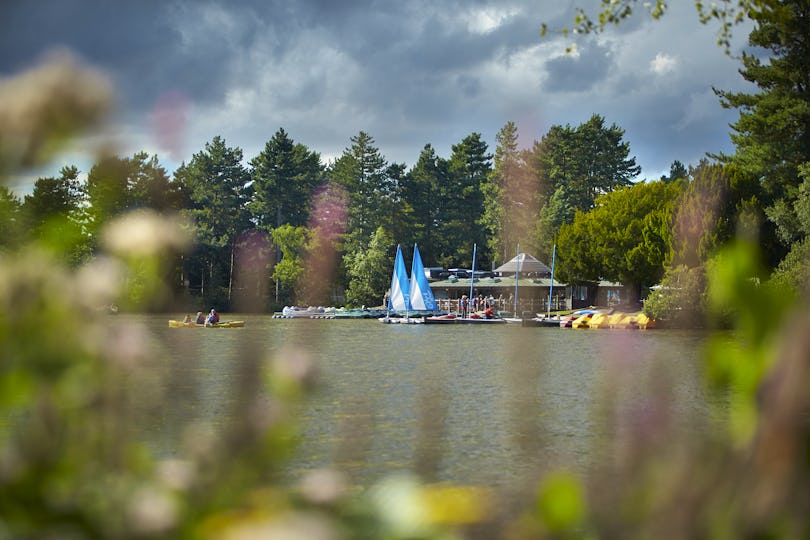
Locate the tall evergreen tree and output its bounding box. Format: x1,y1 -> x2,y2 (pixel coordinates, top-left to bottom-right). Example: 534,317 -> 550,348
85,155 -> 132,235
127,152 -> 182,213
22,165 -> 89,263
483,121 -> 539,264
85,152 -> 179,236
443,132 -> 492,268
672,160 -> 764,268
0,186 -> 21,251
534,115 -> 640,215
249,128 -> 322,230
399,144 -> 447,262
715,0 -> 810,249
329,131 -> 392,249
661,160 -> 689,183
533,115 -> 641,261
175,136 -> 251,305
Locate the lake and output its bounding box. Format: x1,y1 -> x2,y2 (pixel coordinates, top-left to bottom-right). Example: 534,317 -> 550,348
135,314 -> 717,488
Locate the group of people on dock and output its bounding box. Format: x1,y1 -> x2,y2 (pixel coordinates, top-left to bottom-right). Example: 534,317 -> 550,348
459,294 -> 498,319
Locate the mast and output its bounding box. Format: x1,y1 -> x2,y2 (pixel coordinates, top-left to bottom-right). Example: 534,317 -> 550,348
468,243 -> 477,304
513,244 -> 520,316
547,244 -> 557,316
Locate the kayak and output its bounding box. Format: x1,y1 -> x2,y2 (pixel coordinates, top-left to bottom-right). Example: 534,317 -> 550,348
168,320 -> 245,328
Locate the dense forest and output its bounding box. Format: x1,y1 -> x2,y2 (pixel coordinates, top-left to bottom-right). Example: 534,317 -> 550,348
3,1 -> 809,323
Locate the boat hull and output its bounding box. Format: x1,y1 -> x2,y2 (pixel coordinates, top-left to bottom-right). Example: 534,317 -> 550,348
168,320 -> 245,328
424,315 -> 506,324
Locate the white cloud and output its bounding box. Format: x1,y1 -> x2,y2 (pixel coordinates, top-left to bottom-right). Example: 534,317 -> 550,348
650,52 -> 678,75
464,6 -> 521,34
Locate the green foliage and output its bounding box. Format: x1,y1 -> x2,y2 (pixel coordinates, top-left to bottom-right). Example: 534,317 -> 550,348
716,1 -> 810,246
706,239 -> 795,444
175,136 -> 251,307
85,152 -> 181,242
660,160 -> 688,183
556,0 -> 763,51
442,133 -> 492,267
768,163 -> 810,294
671,161 -> 760,267
483,121 -> 540,264
535,470 -> 586,535
769,238 -> 809,298
533,115 -> 640,221
249,128 -> 323,230
398,144 -> 447,260
345,226 -> 393,308
557,180 -> 682,301
643,264 -> 709,326
271,224 -> 308,306
329,131 -> 392,253
0,186 -> 22,251
21,165 -> 90,264
531,115 -> 640,262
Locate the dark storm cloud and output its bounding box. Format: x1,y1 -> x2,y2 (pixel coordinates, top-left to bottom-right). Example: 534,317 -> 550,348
543,40 -> 613,93
1,0 -> 754,183
0,0 -> 243,109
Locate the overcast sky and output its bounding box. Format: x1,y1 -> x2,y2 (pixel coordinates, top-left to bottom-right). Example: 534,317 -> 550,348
1,0 -> 755,191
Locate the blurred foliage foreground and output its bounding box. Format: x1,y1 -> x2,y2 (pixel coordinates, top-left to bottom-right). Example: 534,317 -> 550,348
2,56 -> 810,540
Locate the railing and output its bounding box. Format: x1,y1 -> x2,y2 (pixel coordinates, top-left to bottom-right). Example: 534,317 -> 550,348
437,295 -> 567,316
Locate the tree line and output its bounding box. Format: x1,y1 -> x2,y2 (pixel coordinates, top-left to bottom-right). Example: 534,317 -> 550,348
0,115 -> 644,311
3,0 -> 809,320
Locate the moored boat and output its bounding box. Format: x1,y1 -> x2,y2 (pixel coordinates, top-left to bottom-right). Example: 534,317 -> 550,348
559,309 -> 596,328
588,312 -> 611,329
274,306 -> 334,318
571,312 -> 594,329
637,312 -> 656,329
454,316 -> 506,324
424,314 -> 458,324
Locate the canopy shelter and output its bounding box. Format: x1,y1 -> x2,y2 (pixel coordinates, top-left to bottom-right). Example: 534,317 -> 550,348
493,252 -> 552,276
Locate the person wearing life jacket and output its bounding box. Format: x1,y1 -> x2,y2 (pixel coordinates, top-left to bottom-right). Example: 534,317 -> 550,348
206,309 -> 220,326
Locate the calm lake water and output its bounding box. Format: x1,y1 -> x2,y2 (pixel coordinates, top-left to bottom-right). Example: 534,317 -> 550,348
133,314 -> 718,488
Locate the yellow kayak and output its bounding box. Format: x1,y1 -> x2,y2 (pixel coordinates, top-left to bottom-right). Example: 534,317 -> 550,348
168,320 -> 245,328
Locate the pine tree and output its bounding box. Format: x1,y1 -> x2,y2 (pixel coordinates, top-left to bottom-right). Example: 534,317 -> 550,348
249,128 -> 323,230
715,0 -> 810,247
175,136 -> 251,305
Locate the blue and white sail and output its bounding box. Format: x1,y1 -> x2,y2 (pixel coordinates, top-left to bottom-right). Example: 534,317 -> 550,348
409,244 -> 437,311
388,245 -> 411,312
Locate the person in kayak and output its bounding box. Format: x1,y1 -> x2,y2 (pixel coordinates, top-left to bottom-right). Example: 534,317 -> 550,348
205,309 -> 220,326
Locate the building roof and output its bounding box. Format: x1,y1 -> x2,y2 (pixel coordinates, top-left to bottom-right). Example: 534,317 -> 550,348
493,253 -> 552,275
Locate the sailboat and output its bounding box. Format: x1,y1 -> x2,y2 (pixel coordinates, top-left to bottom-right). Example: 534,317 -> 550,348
387,244 -> 410,313
381,244 -> 439,324
409,244 -> 438,312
